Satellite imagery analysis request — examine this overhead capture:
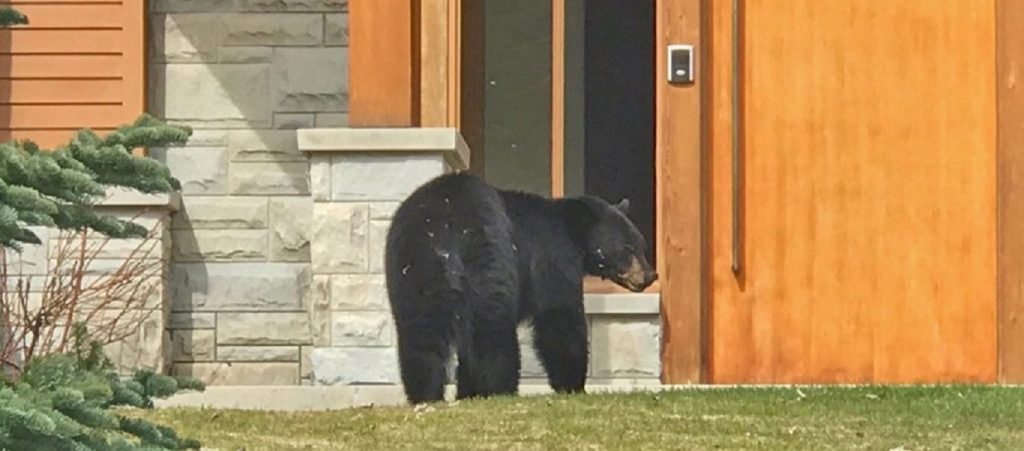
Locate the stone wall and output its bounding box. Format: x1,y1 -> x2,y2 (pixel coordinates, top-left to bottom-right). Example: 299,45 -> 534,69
148,0 -> 349,385
1,190 -> 178,375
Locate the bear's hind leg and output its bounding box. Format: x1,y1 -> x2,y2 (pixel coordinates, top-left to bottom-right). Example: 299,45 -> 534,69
533,305 -> 588,394
457,316 -> 520,399
396,325 -> 451,404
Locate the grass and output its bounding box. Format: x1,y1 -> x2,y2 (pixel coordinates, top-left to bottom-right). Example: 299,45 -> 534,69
127,386 -> 1024,450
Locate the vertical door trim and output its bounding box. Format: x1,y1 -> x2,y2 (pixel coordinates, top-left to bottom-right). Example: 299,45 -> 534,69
997,0 -> 1024,383
657,0 -> 707,384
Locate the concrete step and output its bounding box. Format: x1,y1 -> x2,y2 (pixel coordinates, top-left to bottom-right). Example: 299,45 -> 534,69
154,384 -> 684,411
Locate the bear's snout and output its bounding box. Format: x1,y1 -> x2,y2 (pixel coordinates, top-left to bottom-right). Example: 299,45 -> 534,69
620,256 -> 657,292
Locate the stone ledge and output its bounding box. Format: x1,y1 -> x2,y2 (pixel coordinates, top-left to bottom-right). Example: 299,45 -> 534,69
99,187 -> 182,212
154,384 -> 686,411
583,293 -> 660,315
297,127 -> 470,170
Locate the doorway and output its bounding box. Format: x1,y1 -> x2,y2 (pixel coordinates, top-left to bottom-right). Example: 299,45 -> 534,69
478,1 -> 658,280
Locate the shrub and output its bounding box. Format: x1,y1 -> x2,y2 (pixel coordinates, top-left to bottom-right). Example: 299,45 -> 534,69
0,324 -> 205,450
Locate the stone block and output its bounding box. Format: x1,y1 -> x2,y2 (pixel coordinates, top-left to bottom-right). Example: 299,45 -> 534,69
151,0 -> 237,13
311,347 -> 399,385
159,64 -> 271,127
330,154 -> 445,201
172,362 -> 299,385
311,276 -> 332,346
274,113 -> 315,129
180,129 -> 230,147
172,196 -> 268,230
218,46 -> 273,63
368,220 -> 389,273
103,313 -> 168,374
300,346 -> 313,379
151,14 -> 222,63
51,236 -> 161,261
517,325 -> 547,378
229,162 -> 310,195
310,155 -> 331,202
269,197 -> 312,262
171,262 -> 311,311
218,346 -> 300,362
236,0 -> 349,11
70,277 -> 164,312
227,129 -> 304,162
172,230 -> 267,262
172,329 -> 216,362
330,311 -> 394,347
169,312 -> 217,329
311,203 -> 369,273
3,227 -> 49,275
272,48 -> 348,112
218,312 -> 312,345
328,274 -> 387,311
370,202 -> 399,220
315,113 -> 349,127
589,317 -> 661,378
222,14 -> 323,46
152,147 -> 228,195
324,14 -> 349,46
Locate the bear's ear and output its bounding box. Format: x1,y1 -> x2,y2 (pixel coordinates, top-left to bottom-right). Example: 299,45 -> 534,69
615,198 -> 631,215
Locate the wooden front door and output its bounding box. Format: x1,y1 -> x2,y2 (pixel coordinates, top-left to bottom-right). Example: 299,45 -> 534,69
707,1 -> 998,383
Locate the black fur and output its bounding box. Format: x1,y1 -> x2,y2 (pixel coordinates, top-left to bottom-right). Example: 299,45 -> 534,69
385,172 -> 657,404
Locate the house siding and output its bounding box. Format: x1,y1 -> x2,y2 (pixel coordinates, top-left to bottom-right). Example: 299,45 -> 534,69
147,0 -> 350,385
0,1 -> 146,147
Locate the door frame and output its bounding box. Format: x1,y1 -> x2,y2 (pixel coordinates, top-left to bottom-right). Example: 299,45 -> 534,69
654,0 -> 1024,384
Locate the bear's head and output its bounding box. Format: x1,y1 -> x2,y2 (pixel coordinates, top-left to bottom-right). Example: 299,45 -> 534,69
567,196 -> 658,292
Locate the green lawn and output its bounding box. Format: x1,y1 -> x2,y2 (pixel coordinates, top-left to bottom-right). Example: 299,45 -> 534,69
129,386 -> 1024,450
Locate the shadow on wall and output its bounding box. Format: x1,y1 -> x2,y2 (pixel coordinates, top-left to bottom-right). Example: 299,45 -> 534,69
145,5 -> 350,385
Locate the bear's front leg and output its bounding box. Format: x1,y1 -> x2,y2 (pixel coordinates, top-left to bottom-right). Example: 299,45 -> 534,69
532,304 -> 588,394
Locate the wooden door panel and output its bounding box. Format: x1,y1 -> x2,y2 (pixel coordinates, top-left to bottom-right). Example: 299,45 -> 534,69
708,0 -> 997,383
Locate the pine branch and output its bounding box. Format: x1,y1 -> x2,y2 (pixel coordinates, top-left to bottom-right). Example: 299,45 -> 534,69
0,7 -> 28,27
0,325 -> 204,449
0,115 -> 191,251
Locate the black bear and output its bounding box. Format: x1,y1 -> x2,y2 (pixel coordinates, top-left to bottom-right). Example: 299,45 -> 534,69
385,172 -> 657,404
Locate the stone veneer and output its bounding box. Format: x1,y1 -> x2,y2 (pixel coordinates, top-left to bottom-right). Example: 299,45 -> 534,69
147,0 -> 349,385
298,128 -> 469,385
2,189 -> 179,375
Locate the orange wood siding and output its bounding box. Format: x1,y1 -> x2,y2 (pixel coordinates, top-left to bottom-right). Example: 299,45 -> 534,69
0,0 -> 145,148
349,0 -> 421,127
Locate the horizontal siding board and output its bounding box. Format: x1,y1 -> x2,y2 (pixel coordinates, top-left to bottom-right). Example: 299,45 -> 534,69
0,30 -> 123,54
7,4 -> 124,29
0,79 -> 122,104
0,105 -> 131,129
0,55 -> 122,78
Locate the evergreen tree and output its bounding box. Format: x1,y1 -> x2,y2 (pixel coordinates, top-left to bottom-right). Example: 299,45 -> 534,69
0,324 -> 205,450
